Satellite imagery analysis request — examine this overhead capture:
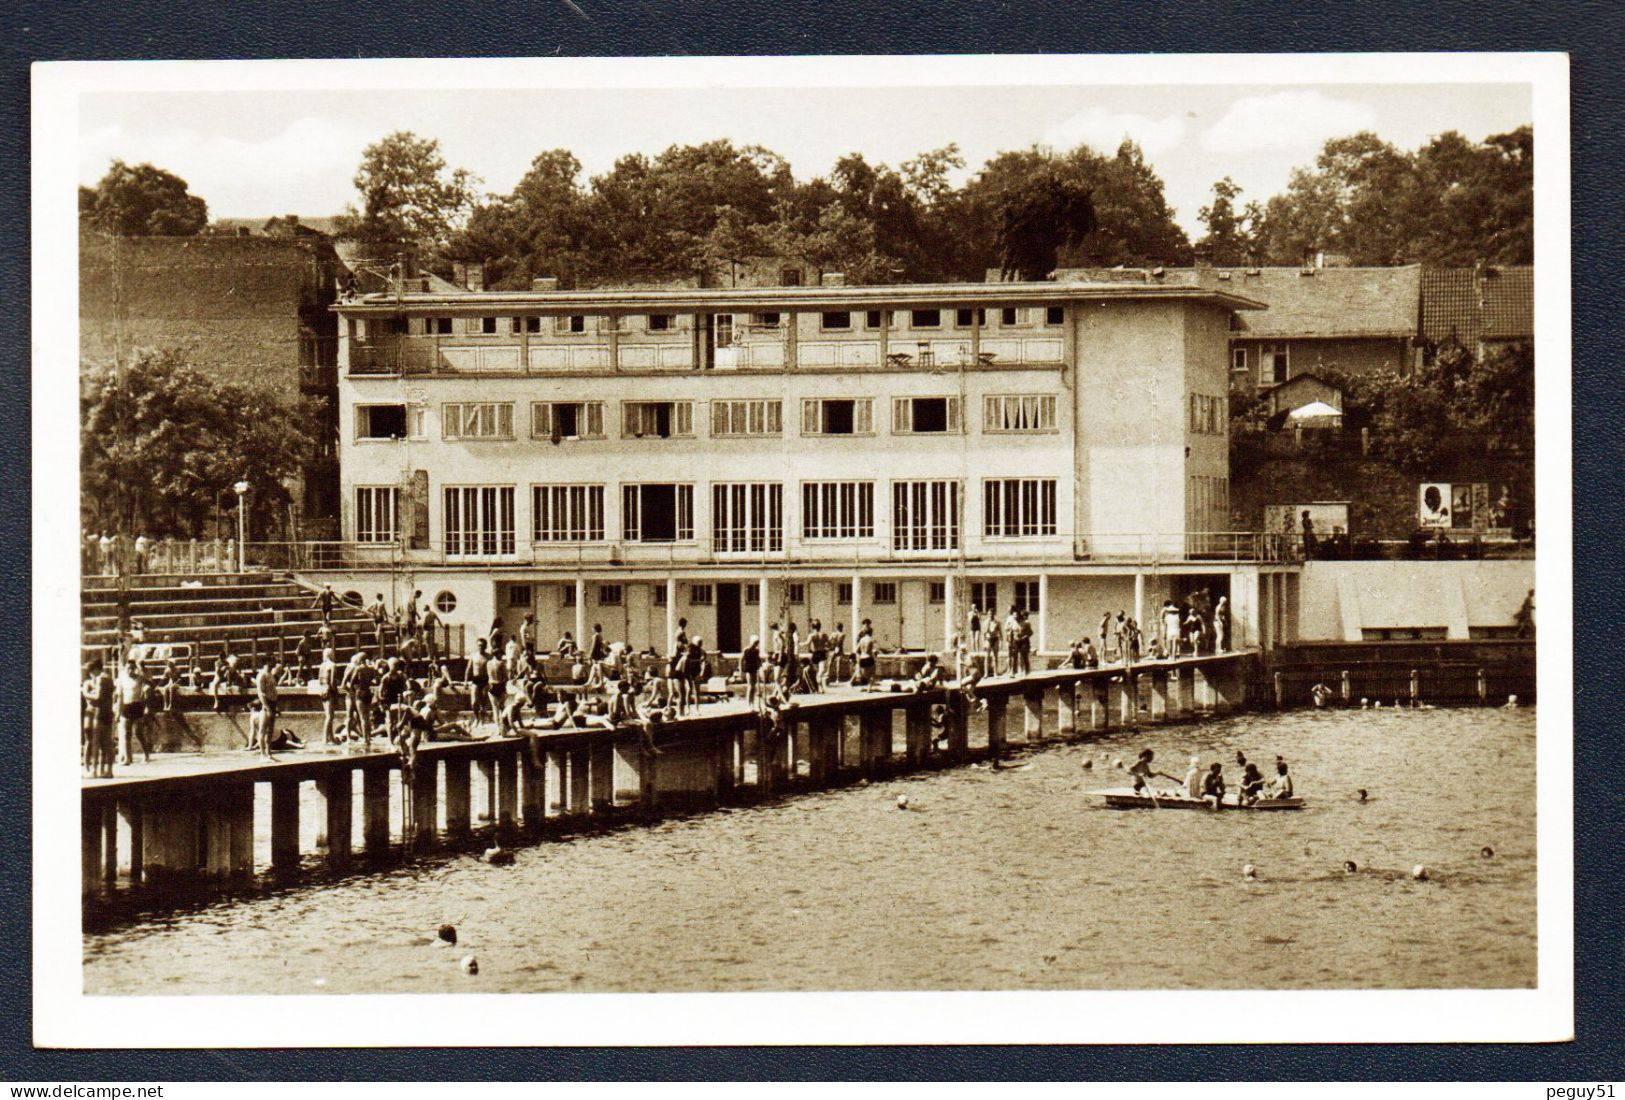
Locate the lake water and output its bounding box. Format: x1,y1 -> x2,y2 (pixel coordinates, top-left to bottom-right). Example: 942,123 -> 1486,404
83,705 -> 1536,993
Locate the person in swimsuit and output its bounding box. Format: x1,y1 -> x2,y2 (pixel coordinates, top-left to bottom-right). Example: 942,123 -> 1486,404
1202,763 -> 1227,809
1127,749 -> 1179,794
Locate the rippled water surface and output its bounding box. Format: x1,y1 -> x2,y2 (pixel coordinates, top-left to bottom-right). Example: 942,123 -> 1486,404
84,706 -> 1536,993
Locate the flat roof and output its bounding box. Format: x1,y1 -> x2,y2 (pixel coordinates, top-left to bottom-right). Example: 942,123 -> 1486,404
334,280 -> 1267,315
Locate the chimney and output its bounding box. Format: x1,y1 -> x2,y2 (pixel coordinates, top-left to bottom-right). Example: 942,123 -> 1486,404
465,262 -> 485,292
821,271 -> 847,287
452,261 -> 468,288
531,276 -> 560,292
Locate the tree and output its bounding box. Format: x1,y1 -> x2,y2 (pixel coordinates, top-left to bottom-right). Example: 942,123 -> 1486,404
1197,177 -> 1253,265
337,131 -> 479,271
81,350 -> 318,539
80,160 -> 208,236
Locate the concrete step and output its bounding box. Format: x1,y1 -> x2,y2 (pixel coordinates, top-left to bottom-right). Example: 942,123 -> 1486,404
82,617 -> 388,649
83,606 -> 375,632
83,571 -> 282,592
82,583 -> 317,610
82,594 -> 321,620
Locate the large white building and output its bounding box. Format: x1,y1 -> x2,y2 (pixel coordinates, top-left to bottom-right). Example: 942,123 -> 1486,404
321,274 -> 1298,655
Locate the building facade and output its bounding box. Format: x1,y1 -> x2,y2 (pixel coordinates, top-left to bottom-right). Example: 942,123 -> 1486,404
322,277 -> 1297,656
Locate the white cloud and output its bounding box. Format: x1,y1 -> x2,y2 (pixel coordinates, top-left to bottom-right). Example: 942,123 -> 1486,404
78,117 -> 372,217
1042,105 -> 1187,156
1200,90 -> 1378,153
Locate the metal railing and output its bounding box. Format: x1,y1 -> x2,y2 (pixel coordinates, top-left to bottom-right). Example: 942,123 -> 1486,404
231,531 -> 1293,572
84,537 -> 241,578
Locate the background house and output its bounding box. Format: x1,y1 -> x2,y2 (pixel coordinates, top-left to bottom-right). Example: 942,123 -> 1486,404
1420,265 -> 1533,360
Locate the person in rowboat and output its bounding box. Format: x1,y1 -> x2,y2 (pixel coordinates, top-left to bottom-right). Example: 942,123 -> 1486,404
1267,760 -> 1293,799
1239,761 -> 1266,805
1202,762 -> 1227,809
1182,755 -> 1204,798
1127,749 -> 1180,795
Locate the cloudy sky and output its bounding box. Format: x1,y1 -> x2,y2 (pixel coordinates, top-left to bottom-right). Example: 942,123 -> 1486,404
78,78 -> 1532,238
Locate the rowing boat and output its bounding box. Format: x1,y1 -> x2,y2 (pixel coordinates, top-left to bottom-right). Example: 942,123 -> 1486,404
1094,786 -> 1306,811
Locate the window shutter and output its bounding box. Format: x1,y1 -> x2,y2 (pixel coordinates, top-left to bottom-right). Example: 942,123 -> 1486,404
893,397 -> 909,433
623,486 -> 638,541
856,400 -> 873,434
586,403 -> 603,438
677,402 -> 693,436
947,397 -> 961,432
802,399 -> 819,435
499,404 -> 513,438
532,403 -> 550,439
443,404 -> 459,440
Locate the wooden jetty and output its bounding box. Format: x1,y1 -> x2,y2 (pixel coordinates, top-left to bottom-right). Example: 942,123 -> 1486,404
80,651 -> 1254,909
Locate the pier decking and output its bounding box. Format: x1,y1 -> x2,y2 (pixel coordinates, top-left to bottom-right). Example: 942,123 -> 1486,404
81,650 -> 1254,909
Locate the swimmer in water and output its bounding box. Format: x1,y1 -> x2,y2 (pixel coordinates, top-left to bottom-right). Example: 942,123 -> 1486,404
1127,749 -> 1179,794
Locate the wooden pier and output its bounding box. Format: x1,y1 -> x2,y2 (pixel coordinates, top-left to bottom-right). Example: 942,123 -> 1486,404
80,651 -> 1255,909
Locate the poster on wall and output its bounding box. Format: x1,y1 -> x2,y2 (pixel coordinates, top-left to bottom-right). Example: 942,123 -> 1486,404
1265,502 -> 1350,554
1451,484 -> 1475,529
1418,483 -> 1452,527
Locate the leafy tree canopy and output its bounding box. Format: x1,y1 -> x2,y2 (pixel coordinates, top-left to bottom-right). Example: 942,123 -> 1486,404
80,160 -> 208,236
81,350 -> 318,539
336,131 -> 480,272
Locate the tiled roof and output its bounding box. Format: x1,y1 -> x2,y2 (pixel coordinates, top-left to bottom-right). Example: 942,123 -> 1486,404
1055,264 -> 1422,339
1420,266 -> 1533,346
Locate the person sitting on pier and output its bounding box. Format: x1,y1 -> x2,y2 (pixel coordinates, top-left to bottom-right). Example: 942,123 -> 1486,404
1127,749 -> 1179,795
1202,762 -> 1228,809
1239,761 -> 1267,805
556,631 -> 578,658
911,653 -> 945,692
952,652 -> 986,713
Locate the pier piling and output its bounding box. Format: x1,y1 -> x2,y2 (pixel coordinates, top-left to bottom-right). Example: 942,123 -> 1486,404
319,770 -> 352,870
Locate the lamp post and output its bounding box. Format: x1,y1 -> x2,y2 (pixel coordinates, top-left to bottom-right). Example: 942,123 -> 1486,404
234,480 -> 249,572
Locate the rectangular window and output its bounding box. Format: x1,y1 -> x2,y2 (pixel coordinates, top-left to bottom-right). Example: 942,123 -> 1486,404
1188,395 -> 1226,436
622,484 -> 695,542
423,317 -> 453,336
689,583 -> 714,605
711,482 -> 785,553
983,478 -> 1058,537
1045,305 -> 1065,326
443,402 -> 515,441
983,394 -> 1057,433
652,585 -> 667,607
714,313 -> 734,346
354,486 -> 399,543
647,314 -> 674,332
531,401 -> 605,441
598,584 -> 623,606
954,307 -> 986,328
820,311 -> 852,331
928,581 -> 946,604
801,481 -> 875,539
864,310 -> 888,330
480,316 -> 499,335
1232,346 -> 1249,374
1014,580 -> 1041,614
356,404 -> 408,440
786,582 -> 806,605
711,399 -> 783,437
555,315 -> 586,335
910,308 -> 941,329
744,583 -> 760,606
507,585 -> 533,609
1000,307 -> 1024,327
892,396 -> 961,434
752,312 -> 781,327
623,401 -> 694,439
873,582 -> 897,604
561,584 -> 576,608
892,480 -> 960,551
442,485 -> 516,556
781,268 -> 802,287
1262,343 -> 1289,384
801,398 -> 874,436
970,582 -> 998,613
836,582 -> 853,604
517,316 -> 542,334
531,485 -> 605,542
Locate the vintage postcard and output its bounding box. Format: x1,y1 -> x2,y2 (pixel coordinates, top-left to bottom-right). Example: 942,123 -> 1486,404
32,52 -> 1572,1046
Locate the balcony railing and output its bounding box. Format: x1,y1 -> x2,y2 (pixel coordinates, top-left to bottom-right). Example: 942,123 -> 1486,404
243,532 -> 1292,572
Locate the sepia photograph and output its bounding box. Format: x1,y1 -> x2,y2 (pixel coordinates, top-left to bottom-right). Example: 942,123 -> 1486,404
32,52 -> 1572,1046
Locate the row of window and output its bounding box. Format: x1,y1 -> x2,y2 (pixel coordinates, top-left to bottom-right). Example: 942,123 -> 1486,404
520,577 -> 1042,612
1233,343 -> 1291,385
385,306 -> 1067,339
357,394 -> 1058,442
356,478 -> 1060,551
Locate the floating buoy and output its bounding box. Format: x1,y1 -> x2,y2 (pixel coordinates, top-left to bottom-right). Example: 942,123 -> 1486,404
1081,759 -> 1093,770
437,924 -> 457,946
1112,757 -> 1124,769
483,847 -> 514,865
1411,864 -> 1428,881
1357,789 -> 1368,802
1343,860 -> 1358,873
1373,700 -> 1382,709
1242,863 -> 1257,880
1360,697 -> 1369,709
460,955 -> 479,975
1505,694 -> 1519,708
896,795 -> 909,810
1480,846 -> 1495,859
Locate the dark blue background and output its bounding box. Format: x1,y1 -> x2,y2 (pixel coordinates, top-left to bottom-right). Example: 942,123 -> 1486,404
4,0 -> 1618,1080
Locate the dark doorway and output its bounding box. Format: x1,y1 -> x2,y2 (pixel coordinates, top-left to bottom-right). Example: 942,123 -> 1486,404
641,485 -> 677,541
715,582 -> 742,653
704,313 -> 717,370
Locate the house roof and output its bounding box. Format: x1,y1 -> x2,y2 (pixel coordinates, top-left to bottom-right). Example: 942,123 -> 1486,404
1419,266 -> 1533,347
1054,264 -> 1422,340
